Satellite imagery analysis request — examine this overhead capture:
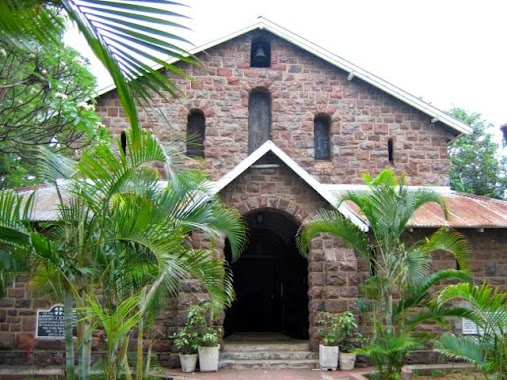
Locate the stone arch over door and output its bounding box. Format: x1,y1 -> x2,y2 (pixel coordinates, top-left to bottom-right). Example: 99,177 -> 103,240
223,204 -> 309,339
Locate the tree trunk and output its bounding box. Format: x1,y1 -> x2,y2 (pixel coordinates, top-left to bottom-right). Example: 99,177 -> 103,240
136,289 -> 145,380
79,319 -> 92,380
64,290 -> 75,380
386,293 -> 394,334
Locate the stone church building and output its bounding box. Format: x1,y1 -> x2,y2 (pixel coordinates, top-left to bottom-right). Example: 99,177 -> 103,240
1,18 -> 507,367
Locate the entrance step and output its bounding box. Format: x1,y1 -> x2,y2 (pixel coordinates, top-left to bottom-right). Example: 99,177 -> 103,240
220,333 -> 318,370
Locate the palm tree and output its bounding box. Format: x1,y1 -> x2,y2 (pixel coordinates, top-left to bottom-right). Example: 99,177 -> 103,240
0,0 -> 196,140
434,282 -> 507,378
0,189 -> 36,296
297,169 -> 470,378
25,128 -> 245,380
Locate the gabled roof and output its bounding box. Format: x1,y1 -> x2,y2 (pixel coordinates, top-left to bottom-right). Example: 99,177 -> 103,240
97,17 -> 471,136
212,140 -> 368,231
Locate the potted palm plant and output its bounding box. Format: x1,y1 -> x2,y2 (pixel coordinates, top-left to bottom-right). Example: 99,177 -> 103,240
318,311 -> 341,370
335,311 -> 363,370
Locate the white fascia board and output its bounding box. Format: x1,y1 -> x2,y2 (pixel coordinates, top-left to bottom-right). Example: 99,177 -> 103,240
257,18 -> 471,135
322,184 -> 452,193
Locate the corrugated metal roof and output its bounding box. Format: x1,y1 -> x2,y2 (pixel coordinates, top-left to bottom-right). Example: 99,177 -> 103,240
410,192 -> 507,228
95,17 -> 471,137
20,160 -> 507,229
19,185 -> 63,221
327,188 -> 507,229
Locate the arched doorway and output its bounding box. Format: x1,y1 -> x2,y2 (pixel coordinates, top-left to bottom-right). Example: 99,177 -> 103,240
224,210 -> 309,339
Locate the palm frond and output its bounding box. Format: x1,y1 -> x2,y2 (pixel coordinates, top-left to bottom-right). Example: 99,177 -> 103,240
435,333 -> 488,369
414,228 -> 471,270
0,189 -> 33,248
0,1 -> 65,46
436,282 -> 506,313
296,209 -> 369,257
60,0 -> 196,138
396,269 -> 472,314
37,147 -> 77,183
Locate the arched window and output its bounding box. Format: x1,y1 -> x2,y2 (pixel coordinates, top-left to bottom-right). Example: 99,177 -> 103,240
248,90 -> 271,153
186,111 -> 205,158
314,116 -> 330,160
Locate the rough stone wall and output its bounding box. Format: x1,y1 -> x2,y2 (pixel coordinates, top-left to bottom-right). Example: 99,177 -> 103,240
0,275 -> 65,366
411,228 -> 507,292
429,228 -> 507,291
96,32 -> 455,186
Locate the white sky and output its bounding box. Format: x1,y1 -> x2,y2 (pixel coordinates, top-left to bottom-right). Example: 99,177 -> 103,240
80,0 -> 507,131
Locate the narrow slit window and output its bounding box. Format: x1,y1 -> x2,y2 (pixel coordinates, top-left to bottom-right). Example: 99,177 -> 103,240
120,131 -> 127,156
388,138 -> 394,164
186,111 -> 205,158
314,116 -> 330,160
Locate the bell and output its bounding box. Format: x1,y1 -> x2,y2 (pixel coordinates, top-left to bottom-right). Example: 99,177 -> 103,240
253,46 -> 267,65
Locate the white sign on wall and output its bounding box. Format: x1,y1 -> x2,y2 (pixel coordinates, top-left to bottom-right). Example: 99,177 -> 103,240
462,318 -> 483,335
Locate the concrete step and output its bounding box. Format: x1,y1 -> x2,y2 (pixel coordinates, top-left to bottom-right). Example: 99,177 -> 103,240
220,334 -> 317,369
223,342 -> 309,352
220,350 -> 316,361
219,358 -> 318,370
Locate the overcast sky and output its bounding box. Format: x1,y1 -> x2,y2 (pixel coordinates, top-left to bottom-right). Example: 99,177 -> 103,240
82,0 -> 507,131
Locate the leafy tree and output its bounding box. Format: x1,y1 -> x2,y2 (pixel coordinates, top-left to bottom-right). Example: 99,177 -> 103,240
0,0 -> 196,141
297,169 -> 470,379
0,30 -> 103,188
449,108 -> 507,199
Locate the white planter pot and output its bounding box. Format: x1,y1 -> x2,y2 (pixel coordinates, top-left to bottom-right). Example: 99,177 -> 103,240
198,345 -> 220,372
319,344 -> 339,371
179,353 -> 198,373
339,352 -> 356,370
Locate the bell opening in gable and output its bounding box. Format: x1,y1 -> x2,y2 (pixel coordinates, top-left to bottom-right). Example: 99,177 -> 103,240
250,40 -> 271,68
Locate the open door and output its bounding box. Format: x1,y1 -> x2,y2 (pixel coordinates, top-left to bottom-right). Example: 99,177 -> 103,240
224,210 -> 309,339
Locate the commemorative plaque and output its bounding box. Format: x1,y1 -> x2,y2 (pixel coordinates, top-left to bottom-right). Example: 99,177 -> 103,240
36,304 -> 76,339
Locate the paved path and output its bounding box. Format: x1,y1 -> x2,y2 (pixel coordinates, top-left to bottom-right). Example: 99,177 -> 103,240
0,366 -> 372,379
163,368 -> 371,380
